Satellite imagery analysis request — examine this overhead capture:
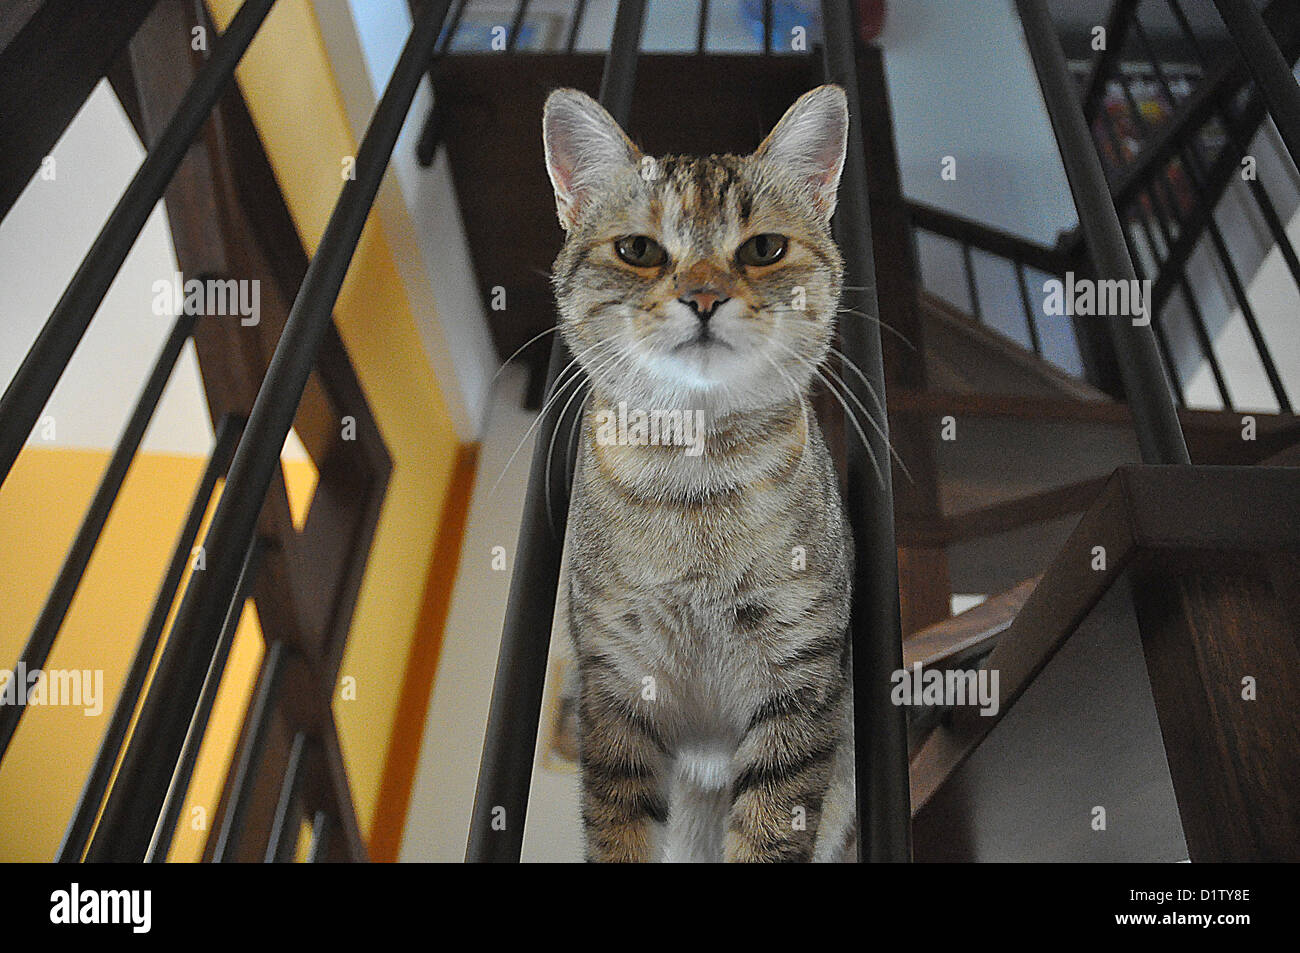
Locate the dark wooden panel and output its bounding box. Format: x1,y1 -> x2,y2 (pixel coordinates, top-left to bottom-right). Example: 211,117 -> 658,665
1133,549 -> 1300,861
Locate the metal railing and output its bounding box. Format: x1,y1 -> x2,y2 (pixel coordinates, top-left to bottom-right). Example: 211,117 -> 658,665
910,0 -> 1300,418
907,200 -> 1083,362
1089,0 -> 1299,414
1019,0 -> 1191,465
0,0 -> 427,860
466,0 -> 649,865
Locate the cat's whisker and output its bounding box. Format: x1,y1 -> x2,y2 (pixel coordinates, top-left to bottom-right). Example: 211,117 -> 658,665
819,341 -> 889,423
811,340 -> 894,436
779,324 -> 897,452
834,307 -> 917,351
765,335 -> 912,487
546,380 -> 601,536
483,338 -> 617,503
487,325 -> 561,395
764,303 -> 915,351
543,347 -> 628,530
765,340 -> 885,488
785,333 -> 887,419
817,360 -> 915,486
757,352 -> 812,471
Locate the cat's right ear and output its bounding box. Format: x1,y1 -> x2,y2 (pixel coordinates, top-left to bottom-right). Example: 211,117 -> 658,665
543,88 -> 640,230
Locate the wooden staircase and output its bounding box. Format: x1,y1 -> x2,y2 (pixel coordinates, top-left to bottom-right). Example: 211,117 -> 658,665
906,465 -> 1300,861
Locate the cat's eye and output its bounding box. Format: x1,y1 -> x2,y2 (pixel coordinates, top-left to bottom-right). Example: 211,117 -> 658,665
614,235 -> 668,268
737,233 -> 788,266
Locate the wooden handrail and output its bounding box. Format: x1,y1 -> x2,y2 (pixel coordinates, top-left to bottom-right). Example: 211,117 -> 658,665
906,200 -> 1076,275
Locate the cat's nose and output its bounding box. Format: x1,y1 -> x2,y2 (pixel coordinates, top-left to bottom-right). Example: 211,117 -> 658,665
679,291 -> 730,321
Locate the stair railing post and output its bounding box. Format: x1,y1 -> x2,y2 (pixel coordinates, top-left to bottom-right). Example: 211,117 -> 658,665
0,0 -> 276,491
821,0 -> 913,863
465,0 -> 647,864
1015,0 -> 1191,466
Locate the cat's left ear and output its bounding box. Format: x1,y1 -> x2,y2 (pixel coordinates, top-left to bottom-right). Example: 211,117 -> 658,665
754,85 -> 848,220
543,88 -> 642,230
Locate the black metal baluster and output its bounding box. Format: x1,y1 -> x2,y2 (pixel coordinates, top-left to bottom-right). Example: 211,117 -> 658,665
506,0 -> 530,52
1082,0 -> 1140,123
1132,12 -> 1292,411
1120,207 -> 1195,408
0,311 -> 198,761
57,413 -> 243,862
265,731 -> 309,862
306,810 -> 331,862
436,0 -> 468,51
822,0 -> 912,863
210,640 -> 286,862
145,537 -> 266,862
962,242 -> 983,323
1169,0 -> 1300,336
85,0 -> 455,861
1166,0 -> 1207,64
697,0 -> 710,54
1017,0 -> 1190,464
566,0 -> 588,52
1212,0 -> 1300,168
763,0 -> 773,54
0,0 -> 275,491
465,0 -> 646,864
1096,101 -> 1216,407
1015,261 -> 1044,356
416,0 -> 468,165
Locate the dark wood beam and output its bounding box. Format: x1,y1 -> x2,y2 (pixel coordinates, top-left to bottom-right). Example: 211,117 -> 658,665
1133,548 -> 1300,861
0,0 -> 158,220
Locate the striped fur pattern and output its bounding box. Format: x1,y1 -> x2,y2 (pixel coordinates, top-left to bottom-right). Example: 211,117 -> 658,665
544,86 -> 856,862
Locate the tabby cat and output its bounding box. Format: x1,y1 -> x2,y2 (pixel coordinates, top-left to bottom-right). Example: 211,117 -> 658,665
543,85 -> 855,862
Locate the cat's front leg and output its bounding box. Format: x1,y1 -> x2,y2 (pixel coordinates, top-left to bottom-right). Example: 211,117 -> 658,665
725,678 -> 847,862
578,662 -> 669,863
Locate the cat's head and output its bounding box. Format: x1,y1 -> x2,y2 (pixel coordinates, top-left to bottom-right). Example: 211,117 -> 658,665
543,85 -> 847,417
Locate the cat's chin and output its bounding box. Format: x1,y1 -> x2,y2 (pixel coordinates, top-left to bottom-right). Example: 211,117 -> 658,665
641,346 -> 755,397
605,352 -> 803,421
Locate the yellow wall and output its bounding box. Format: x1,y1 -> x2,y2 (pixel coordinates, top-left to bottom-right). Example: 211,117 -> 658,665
0,0 -> 464,858
0,447 -> 300,862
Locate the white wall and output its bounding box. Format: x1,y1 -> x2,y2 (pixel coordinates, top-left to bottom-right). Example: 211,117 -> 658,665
316,0 -> 501,440
0,81 -> 311,463
0,83 -> 212,457
881,0 -> 1078,244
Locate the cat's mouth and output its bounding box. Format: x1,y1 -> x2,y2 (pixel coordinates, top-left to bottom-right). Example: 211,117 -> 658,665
673,328 -> 734,353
